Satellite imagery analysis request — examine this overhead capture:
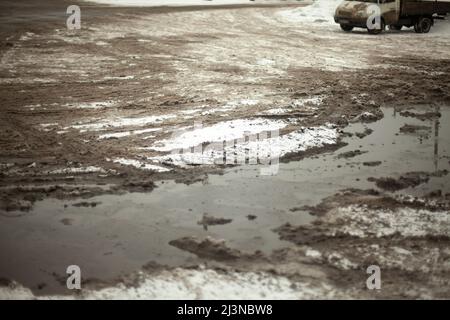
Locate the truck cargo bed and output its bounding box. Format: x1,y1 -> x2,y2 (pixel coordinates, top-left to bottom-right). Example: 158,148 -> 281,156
402,0 -> 450,16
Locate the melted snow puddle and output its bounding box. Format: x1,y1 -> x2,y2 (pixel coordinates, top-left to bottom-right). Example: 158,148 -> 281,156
1,106 -> 450,296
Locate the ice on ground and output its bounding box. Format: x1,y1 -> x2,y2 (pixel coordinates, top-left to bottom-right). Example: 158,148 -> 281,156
0,268 -> 350,300
150,118 -> 287,152
112,158 -> 170,172
152,126 -> 338,167
68,115 -> 176,132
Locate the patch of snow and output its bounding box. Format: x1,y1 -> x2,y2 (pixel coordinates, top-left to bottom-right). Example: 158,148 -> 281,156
201,100 -> 259,116
149,118 -> 287,152
40,123 -> 59,128
279,0 -> 341,26
0,163 -> 14,170
98,128 -> 161,140
104,75 -> 135,80
64,101 -> 116,109
326,252 -> 358,270
0,268 -> 352,300
292,96 -> 325,108
48,166 -> 106,174
19,32 -> 36,41
152,125 -> 338,167
68,115 -> 176,132
112,158 -> 170,172
265,108 -> 288,115
327,205 -> 450,238
305,249 -> 322,259
83,0 -> 279,7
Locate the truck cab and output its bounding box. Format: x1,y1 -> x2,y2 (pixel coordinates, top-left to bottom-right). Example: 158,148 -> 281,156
334,0 -> 449,34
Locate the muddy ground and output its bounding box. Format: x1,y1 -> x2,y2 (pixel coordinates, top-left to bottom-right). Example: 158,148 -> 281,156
0,0 -> 449,299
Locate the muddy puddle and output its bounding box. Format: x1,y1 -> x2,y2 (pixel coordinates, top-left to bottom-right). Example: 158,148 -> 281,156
1,106 -> 449,295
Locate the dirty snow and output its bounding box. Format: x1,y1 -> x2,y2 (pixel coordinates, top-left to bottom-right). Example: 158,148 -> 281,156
68,115 -> 176,132
150,118 -> 287,152
98,128 -> 161,140
64,101 -> 117,109
48,166 -> 106,174
152,125 -> 338,167
327,205 -> 450,238
84,0 -> 287,7
111,158 -> 170,172
279,0 -> 341,25
0,268 -> 351,300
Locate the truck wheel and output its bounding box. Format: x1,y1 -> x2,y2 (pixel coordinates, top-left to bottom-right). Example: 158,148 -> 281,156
368,20 -> 385,35
414,22 -> 422,33
420,17 -> 432,33
389,25 -> 402,31
340,24 -> 353,32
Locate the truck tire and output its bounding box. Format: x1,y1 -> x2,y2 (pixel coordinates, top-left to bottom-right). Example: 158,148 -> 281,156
340,24 -> 354,32
368,20 -> 385,35
414,17 -> 432,33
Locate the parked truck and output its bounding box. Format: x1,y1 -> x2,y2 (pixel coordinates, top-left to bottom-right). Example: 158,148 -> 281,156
334,0 -> 450,34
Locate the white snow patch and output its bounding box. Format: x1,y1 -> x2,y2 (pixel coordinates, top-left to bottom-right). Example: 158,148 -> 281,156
112,158 -> 170,172
152,125 -> 338,167
40,123 -> 59,128
265,108 -> 289,115
326,252 -> 358,270
200,100 -> 259,116
0,268 -> 350,300
83,0 -> 279,7
305,249 -> 323,259
0,163 -> 14,170
327,205 -> 450,238
64,101 -> 116,109
68,115 -> 176,132
48,166 -> 106,174
279,0 -> 340,26
292,96 -> 325,108
104,75 -> 135,80
98,128 -> 161,140
149,118 -> 287,152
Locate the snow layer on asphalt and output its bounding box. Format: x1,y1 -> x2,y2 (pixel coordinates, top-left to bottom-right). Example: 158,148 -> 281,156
84,0 -> 285,7
0,268 -> 350,300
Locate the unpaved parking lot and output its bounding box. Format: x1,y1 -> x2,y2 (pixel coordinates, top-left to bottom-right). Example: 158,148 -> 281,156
0,0 -> 449,299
